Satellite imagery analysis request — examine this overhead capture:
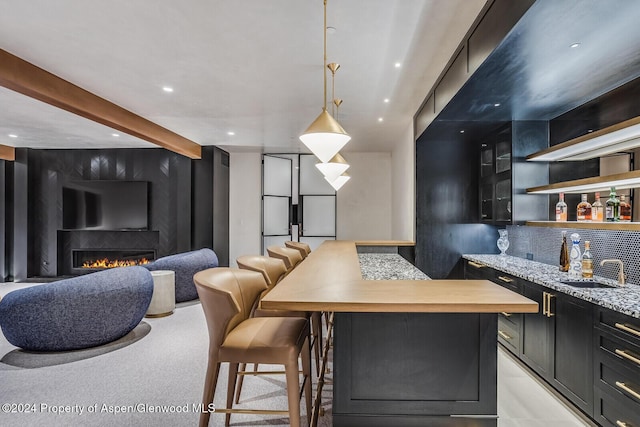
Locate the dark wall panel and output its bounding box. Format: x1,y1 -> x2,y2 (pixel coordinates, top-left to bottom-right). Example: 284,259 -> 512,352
416,128 -> 498,279
213,149 -> 230,266
0,161 -> 5,280
8,147 -> 228,279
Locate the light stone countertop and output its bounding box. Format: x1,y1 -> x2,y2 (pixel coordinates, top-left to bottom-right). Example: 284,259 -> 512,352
358,253 -> 430,280
463,254 -> 640,318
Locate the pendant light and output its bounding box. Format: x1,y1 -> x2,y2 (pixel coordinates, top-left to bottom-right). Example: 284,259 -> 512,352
325,173 -> 350,191
315,62 -> 350,181
299,0 -> 351,162
316,153 -> 349,182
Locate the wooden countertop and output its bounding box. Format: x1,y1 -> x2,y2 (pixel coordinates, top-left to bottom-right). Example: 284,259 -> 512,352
261,241 -> 538,313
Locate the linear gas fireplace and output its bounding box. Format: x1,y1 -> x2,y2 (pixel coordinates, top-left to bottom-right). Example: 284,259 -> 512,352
73,250 -> 155,272
58,230 -> 160,276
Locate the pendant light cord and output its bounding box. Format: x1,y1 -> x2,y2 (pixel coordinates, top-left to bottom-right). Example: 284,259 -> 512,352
323,0 -> 328,111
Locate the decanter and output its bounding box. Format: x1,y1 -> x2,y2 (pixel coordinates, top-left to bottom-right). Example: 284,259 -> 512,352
497,229 -> 509,256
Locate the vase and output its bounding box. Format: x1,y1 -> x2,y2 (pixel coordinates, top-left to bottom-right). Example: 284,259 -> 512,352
497,229 -> 509,256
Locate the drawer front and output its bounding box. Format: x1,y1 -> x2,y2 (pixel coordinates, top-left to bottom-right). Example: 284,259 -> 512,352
498,316 -> 520,354
465,260 -> 493,280
596,356 -> 640,408
493,272 -> 522,294
597,308 -> 640,347
594,384 -> 640,427
597,330 -> 640,375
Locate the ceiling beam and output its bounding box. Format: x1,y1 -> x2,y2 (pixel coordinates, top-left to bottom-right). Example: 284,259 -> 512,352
0,144 -> 15,161
0,49 -> 201,159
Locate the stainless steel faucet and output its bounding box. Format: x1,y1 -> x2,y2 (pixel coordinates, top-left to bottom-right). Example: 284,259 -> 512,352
600,259 -> 626,285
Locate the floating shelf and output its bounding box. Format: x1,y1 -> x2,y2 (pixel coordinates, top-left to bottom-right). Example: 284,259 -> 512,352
526,170 -> 640,194
526,115 -> 640,161
526,221 -> 640,231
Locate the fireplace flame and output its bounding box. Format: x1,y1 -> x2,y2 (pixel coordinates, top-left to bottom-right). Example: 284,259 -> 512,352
82,258 -> 150,269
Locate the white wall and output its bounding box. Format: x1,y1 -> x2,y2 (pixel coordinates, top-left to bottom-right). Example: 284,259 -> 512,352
228,152 -> 262,267
391,122 -> 416,241
336,152 -> 392,240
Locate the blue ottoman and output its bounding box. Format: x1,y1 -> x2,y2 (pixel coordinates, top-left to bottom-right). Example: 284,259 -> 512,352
0,266 -> 153,352
145,248 -> 218,302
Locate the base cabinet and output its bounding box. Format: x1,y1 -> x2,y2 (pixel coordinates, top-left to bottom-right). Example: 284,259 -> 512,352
465,260 -> 597,421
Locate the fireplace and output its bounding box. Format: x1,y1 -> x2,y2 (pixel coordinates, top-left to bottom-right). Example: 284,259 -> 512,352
73,249 -> 155,272
58,230 -> 160,276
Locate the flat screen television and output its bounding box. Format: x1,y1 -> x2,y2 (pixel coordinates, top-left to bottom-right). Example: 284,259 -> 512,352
62,180 -> 149,230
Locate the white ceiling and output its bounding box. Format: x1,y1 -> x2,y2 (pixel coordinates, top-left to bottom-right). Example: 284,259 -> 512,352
0,0 -> 487,155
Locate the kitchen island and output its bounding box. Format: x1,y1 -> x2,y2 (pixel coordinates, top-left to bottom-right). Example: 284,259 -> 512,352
261,241 -> 537,426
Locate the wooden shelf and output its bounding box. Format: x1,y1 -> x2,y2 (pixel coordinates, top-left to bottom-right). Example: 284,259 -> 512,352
526,115 -> 640,162
526,221 -> 640,231
526,170 -> 640,194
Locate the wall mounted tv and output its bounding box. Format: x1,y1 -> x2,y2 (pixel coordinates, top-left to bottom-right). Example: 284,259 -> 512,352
62,180 -> 149,230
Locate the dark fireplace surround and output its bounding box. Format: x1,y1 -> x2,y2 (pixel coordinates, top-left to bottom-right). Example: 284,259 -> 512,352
58,230 -> 160,276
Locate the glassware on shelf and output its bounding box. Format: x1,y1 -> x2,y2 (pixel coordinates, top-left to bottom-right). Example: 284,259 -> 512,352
497,229 -> 509,256
577,193 -> 592,222
619,194 -> 631,222
555,192 -> 567,221
591,192 -> 604,222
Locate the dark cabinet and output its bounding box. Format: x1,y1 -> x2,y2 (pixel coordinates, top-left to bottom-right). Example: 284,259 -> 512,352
521,281 -> 554,376
479,124 -> 512,224
493,272 -> 523,355
594,307 -> 640,427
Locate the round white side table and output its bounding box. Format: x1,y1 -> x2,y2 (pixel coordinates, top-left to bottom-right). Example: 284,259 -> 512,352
146,270 -> 175,318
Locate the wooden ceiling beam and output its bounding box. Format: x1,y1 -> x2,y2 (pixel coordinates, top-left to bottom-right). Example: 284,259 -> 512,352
0,49 -> 201,159
0,144 -> 15,161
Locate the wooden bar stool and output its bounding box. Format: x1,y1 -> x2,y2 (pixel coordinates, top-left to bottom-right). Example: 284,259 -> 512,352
194,268 -> 312,427
285,241 -> 311,259
266,246 -> 303,271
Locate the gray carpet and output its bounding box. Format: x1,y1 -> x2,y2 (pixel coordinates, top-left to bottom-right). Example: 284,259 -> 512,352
0,284 -> 332,427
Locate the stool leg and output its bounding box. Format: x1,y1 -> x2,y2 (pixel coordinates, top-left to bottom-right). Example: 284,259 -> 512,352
301,336 -> 312,423
226,363 -> 239,427
285,359 -> 302,427
312,312 -> 322,377
234,363 -> 245,404
199,357 -> 220,427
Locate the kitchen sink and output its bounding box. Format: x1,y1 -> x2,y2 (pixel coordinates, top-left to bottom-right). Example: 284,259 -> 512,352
560,280 -> 617,289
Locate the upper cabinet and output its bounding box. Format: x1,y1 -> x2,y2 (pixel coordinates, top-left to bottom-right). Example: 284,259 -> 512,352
480,124 -> 512,224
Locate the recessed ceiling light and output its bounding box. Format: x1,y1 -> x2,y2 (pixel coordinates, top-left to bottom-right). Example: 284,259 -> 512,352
112,133 -> 120,137
460,130 -> 465,134
326,26 -> 337,34
394,62 -> 401,68
162,86 -> 174,93
384,98 -> 390,103
378,117 -> 383,122
8,134 -> 18,138
587,129 -> 594,133
494,103 -> 501,107
227,131 -> 235,136
570,43 -> 581,48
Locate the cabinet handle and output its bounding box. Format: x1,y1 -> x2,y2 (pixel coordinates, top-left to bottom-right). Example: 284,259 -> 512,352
498,330 -> 512,340
468,261 -> 485,268
616,322 -> 640,338
501,312 -> 512,317
545,293 -> 555,317
615,349 -> 640,366
498,275 -> 513,283
615,381 -> 640,401
616,421 -> 629,427
542,292 -> 548,316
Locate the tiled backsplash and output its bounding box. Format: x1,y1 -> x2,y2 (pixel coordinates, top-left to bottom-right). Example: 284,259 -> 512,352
505,225 -> 639,285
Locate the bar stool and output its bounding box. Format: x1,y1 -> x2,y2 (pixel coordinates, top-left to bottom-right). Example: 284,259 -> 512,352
266,246 -> 303,271
237,255 -> 322,378
194,268 -> 312,427
285,241 -> 311,259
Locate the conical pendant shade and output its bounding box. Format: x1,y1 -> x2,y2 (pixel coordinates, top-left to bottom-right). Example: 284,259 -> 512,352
316,153 -> 349,182
325,172 -> 350,191
299,108 -> 351,163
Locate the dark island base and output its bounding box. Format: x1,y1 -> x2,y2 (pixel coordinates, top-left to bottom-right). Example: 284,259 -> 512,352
333,312 -> 498,427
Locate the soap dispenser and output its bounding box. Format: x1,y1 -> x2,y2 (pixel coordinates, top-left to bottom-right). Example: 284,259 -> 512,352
568,233 -> 582,279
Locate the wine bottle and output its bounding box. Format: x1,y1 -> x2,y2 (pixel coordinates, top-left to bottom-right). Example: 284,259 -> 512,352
605,187 -> 620,222
576,193 -> 592,222
582,241 -> 593,278
591,192 -> 604,222
619,194 -> 631,222
559,231 -> 570,272
556,192 -> 567,222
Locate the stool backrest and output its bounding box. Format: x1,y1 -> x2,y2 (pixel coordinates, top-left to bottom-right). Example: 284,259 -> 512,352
236,255 -> 287,288
194,268 -> 267,349
285,241 -> 311,258
266,246 -> 303,270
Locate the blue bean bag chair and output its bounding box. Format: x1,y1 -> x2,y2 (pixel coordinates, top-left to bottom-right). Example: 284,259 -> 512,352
0,266 -> 153,352
145,248 -> 218,302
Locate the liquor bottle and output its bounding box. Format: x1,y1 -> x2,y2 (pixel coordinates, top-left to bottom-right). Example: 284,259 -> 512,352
555,192 -> 568,222
582,240 -> 593,278
591,192 -> 604,222
569,233 -> 582,279
619,194 -> 631,222
605,187 -> 620,222
576,194 -> 592,222
559,231 -> 570,272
